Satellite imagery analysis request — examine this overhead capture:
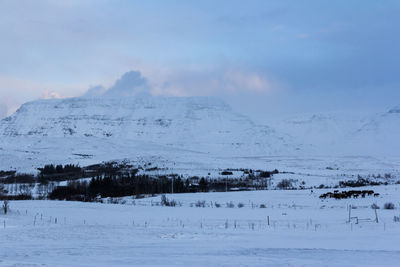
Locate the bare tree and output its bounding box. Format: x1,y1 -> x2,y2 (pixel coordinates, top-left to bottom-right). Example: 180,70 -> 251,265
3,200 -> 9,214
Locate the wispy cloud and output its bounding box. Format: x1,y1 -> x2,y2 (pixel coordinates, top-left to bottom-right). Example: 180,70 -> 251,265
41,90 -> 62,99
149,68 -> 285,97
81,68 -> 283,99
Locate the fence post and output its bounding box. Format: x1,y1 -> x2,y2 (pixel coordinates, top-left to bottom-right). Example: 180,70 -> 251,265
348,205 -> 352,223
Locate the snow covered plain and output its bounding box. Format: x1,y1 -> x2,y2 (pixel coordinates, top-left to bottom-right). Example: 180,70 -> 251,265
2,186 -> 400,266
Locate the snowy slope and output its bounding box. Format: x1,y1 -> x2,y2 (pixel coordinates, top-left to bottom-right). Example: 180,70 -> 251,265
265,107 -> 400,156
0,96 -> 399,173
352,107 -> 400,156
0,95 -> 297,171
0,96 -> 279,148
263,112 -> 365,154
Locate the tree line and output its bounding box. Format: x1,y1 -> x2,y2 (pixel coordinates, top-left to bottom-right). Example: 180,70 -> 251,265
48,173 -> 272,201
1,162 -> 276,201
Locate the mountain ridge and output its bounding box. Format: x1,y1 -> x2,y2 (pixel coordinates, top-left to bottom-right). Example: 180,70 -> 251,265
0,94 -> 299,171
0,69 -> 398,171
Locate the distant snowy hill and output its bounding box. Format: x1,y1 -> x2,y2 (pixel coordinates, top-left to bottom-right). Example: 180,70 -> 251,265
265,107 -> 400,156
351,106 -> 400,156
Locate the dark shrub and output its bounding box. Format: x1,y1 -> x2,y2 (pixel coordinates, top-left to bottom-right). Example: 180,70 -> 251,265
226,202 -> 235,208
195,200 -> 206,208
161,195 -> 176,207
49,186 -> 83,201
384,202 -> 395,210
259,172 -> 271,178
277,179 -> 293,189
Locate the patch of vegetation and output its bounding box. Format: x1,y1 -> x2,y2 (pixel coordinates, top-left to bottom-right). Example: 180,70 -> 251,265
3,161 -> 280,201
0,194 -> 33,201
195,200 -> 206,208
258,171 -> 271,178
226,202 -> 235,208
276,179 -> 293,190
1,173 -> 35,184
161,195 -> 177,207
320,190 -> 376,199
0,171 -> 16,177
338,178 -> 382,188
384,202 -> 395,210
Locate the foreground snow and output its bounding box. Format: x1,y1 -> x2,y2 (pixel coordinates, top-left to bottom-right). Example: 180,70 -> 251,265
1,186 -> 400,266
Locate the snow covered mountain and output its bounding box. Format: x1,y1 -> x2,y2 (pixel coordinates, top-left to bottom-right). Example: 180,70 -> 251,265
0,94 -> 298,171
0,95 -> 292,151
0,71 -> 300,171
0,70 -> 398,172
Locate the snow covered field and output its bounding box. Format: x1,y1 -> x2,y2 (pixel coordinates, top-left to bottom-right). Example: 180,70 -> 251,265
2,186 -> 400,266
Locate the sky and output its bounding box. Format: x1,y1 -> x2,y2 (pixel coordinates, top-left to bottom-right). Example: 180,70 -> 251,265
0,0 -> 399,120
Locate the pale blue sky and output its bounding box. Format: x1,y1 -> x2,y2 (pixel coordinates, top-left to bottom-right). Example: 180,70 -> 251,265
0,0 -> 399,118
